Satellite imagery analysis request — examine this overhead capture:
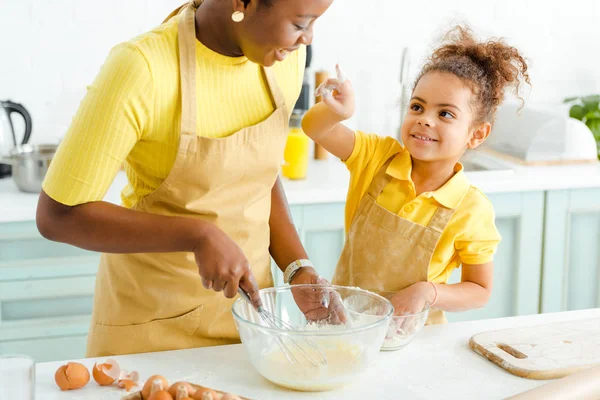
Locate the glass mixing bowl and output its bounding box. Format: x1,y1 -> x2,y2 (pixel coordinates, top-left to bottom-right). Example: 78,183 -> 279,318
377,291 -> 430,351
232,285 -> 393,392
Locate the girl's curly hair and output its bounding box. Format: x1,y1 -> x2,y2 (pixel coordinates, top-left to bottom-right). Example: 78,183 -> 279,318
415,25 -> 531,125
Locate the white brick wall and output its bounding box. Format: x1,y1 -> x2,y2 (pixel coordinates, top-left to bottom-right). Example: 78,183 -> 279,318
1,0 -> 598,143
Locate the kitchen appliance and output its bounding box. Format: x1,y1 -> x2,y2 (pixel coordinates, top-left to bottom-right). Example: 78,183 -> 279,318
0,100 -> 33,178
469,317 -> 600,380
0,144 -> 57,193
482,103 -> 598,165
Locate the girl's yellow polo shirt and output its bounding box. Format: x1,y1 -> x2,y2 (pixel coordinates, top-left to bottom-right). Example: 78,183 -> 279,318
343,131 -> 502,284
42,14 -> 305,209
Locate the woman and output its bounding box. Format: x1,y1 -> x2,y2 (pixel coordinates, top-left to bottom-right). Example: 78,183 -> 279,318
36,0 -> 337,357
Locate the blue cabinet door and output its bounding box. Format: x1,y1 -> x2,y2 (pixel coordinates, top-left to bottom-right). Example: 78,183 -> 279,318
0,221 -> 99,362
298,203 -> 346,282
541,188 -> 600,313
271,203 -> 346,286
447,191 -> 545,323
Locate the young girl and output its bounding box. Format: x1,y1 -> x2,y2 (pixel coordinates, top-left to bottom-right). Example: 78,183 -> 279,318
302,26 -> 530,324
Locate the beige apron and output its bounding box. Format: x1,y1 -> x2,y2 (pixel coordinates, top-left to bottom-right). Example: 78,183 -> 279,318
332,156 -> 459,325
87,0 -> 289,357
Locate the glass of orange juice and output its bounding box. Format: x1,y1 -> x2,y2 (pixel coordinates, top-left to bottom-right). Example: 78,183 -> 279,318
282,112 -> 310,180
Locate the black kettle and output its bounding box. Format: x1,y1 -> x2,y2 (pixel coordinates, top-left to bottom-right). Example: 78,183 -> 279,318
0,100 -> 33,178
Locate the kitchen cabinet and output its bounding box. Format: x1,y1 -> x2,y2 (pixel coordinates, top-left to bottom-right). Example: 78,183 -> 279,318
0,221 -> 98,362
446,191 -> 545,323
272,203 -> 346,286
540,187 -> 600,313
1,187 -> 598,363
0,203 -> 346,363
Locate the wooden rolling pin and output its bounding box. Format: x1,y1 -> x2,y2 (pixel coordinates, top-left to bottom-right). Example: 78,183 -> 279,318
506,366 -> 600,400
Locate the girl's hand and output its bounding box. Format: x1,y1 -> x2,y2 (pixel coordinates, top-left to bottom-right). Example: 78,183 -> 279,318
390,282 -> 435,316
315,64 -> 355,121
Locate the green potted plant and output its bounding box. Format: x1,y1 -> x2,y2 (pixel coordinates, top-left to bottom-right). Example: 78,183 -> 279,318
564,94 -> 600,160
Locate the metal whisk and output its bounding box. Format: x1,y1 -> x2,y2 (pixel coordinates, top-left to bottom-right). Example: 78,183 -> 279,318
238,288 -> 328,367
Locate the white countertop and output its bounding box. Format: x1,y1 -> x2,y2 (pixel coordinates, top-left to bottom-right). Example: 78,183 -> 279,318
32,308 -> 600,400
2,155 -> 600,223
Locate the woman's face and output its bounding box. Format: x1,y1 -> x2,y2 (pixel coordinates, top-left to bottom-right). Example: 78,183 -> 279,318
235,0 -> 333,66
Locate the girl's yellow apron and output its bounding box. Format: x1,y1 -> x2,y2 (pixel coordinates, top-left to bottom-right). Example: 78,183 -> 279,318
332,156 -> 460,325
87,0 -> 289,356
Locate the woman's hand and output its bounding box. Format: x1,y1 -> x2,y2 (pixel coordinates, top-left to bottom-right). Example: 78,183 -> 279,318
193,223 -> 262,309
290,267 -> 347,324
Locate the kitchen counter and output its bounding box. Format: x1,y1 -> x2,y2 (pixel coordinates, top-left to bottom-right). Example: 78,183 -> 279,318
1,154 -> 600,223
33,308 -> 600,399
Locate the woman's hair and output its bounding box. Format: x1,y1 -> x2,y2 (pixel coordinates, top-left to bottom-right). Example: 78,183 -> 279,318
415,25 -> 531,125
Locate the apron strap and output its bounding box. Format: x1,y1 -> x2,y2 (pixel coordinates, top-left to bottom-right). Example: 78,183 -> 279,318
176,0 -> 284,137
262,66 -> 286,110
427,207 -> 456,234
178,1 -> 199,137
367,155 -> 396,199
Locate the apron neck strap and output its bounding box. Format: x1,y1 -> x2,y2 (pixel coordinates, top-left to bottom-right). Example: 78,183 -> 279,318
367,155 -> 396,199
427,207 -> 456,233
178,2 -> 199,136
177,0 -> 286,137
262,66 -> 286,110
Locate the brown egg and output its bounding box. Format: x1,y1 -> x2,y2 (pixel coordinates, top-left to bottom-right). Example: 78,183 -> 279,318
142,375 -> 169,399
92,361 -> 118,386
220,394 -> 241,400
54,362 -> 90,391
168,381 -> 196,399
191,386 -> 219,400
148,390 -> 174,400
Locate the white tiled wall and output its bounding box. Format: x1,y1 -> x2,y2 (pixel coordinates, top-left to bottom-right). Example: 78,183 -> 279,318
1,0 -> 598,143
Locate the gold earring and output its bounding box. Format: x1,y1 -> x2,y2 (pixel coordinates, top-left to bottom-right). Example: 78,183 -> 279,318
231,11 -> 244,22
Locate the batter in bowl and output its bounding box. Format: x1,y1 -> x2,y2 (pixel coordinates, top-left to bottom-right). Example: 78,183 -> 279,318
257,339 -> 366,391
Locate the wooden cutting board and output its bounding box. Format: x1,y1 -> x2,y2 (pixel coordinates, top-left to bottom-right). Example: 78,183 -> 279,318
469,318 -> 600,380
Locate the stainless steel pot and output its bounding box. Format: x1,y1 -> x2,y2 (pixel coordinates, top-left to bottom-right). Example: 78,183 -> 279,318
0,144 -> 58,193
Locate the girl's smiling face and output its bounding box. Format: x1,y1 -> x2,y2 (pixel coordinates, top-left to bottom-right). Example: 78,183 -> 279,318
401,71 -> 488,164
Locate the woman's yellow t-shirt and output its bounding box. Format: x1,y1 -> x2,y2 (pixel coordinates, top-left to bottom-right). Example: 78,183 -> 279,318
42,14 -> 305,208
343,131 -> 502,284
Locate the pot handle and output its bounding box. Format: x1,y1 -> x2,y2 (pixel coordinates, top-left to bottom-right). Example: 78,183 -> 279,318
2,100 -> 33,145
